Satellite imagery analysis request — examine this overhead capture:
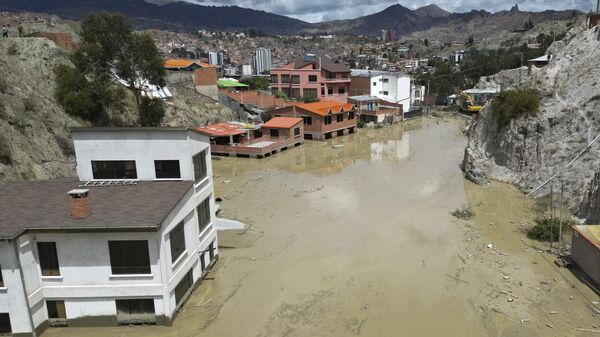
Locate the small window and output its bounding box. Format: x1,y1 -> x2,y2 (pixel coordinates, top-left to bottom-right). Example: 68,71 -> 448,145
308,75 -> 317,82
170,222 -> 186,263
303,116 -> 312,125
270,74 -> 278,83
281,74 -> 290,83
38,242 -> 60,276
154,160 -> 181,179
269,129 -> 279,138
197,198 -> 211,235
336,114 -> 344,122
0,313 -> 11,335
382,78 -> 389,83
341,73 -> 349,79
324,115 -> 333,125
108,241 -> 151,275
92,161 -> 137,180
327,87 -> 333,95
383,91 -> 389,95
192,150 -> 207,183
338,87 -> 345,94
294,127 -> 301,136
373,82 -> 376,86
291,75 -> 300,84
349,111 -> 355,120
175,269 -> 193,306
0,265 -> 4,288
47,300 -> 66,320
116,299 -> 155,324
208,240 -> 215,262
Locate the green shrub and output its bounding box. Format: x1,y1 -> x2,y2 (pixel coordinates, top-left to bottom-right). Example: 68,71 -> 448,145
357,120 -> 365,128
527,217 -> 573,242
492,88 -> 540,127
302,95 -> 319,103
451,205 -> 474,220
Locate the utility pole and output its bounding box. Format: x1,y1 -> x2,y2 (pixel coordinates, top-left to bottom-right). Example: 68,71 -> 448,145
558,184 -> 564,256
550,184 -> 554,252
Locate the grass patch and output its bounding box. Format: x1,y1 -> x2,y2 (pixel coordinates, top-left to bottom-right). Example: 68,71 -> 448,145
451,205 -> 475,220
527,217 -> 574,242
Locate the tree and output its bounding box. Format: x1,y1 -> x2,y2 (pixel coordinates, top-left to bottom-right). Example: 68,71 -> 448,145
138,96 -> 165,126
424,38 -> 429,47
239,77 -> 270,90
55,12 -> 166,126
466,36 -> 475,46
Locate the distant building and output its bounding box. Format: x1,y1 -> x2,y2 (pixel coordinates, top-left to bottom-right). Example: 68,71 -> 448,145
253,48 -> 272,75
241,64 -> 253,76
0,128 -> 220,336
268,101 -> 356,140
382,29 -> 396,43
350,69 -> 413,114
527,54 -> 552,73
208,52 -> 224,67
269,53 -> 351,103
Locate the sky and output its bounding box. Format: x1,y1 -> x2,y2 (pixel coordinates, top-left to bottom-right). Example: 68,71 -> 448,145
183,0 -> 595,22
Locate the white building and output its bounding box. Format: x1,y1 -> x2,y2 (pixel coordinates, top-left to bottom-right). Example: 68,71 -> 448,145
253,48 -> 272,75
0,128 -> 220,336
351,69 -> 413,114
208,51 -> 224,67
241,64 -> 252,76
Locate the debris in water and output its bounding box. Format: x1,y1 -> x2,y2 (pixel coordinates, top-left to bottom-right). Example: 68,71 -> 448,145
521,319 -> 530,324
332,144 -> 345,148
487,243 -> 494,249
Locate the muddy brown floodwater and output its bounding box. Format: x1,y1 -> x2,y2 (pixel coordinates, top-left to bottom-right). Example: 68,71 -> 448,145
44,117 -> 599,337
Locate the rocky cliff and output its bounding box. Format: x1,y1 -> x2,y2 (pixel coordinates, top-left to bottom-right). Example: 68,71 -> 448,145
0,37 -> 235,183
464,20 -> 600,222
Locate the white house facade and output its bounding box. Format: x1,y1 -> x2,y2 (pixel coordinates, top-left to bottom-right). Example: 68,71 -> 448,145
351,70 -> 413,114
0,128 -> 220,336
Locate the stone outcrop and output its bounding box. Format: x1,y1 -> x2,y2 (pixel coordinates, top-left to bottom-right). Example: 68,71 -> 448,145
464,22 -> 600,222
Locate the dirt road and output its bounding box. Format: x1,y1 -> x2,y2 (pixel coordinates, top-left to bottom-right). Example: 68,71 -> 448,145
43,117 -> 599,337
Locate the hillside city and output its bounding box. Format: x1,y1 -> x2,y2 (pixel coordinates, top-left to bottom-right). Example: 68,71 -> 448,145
0,1 -> 599,337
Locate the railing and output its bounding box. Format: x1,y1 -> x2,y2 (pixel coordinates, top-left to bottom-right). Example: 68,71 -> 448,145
210,136 -> 302,156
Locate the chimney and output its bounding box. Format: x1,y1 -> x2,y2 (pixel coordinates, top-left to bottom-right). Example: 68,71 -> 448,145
68,189 -> 91,219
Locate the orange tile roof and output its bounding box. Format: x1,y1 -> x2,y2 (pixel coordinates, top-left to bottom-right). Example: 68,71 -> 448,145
295,101 -> 354,116
163,59 -> 215,69
196,123 -> 247,137
262,117 -> 303,129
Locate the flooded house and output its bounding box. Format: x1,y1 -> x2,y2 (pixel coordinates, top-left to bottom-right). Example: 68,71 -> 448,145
0,128 -> 219,336
268,101 -> 357,140
348,95 -> 402,124
198,119 -> 303,158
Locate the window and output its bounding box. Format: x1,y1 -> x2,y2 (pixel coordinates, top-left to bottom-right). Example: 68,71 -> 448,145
303,116 -> 312,125
281,74 -> 290,83
382,78 -> 389,83
0,313 -> 11,335
324,115 -> 333,125
308,75 -> 317,83
373,82 -> 376,86
349,111 -> 355,120
294,127 -> 301,136
321,88 -> 325,96
336,114 -> 344,122
269,129 -> 279,138
108,241 -> 151,275
170,222 -> 186,263
270,74 -> 278,83
208,240 -> 215,262
116,299 -> 155,324
175,269 -> 193,306
291,75 -> 300,84
197,198 -> 211,235
92,161 -> 137,180
290,88 -> 301,98
47,300 -> 66,320
154,160 -> 181,179
338,87 -> 345,94
0,265 -> 3,288
38,242 -> 60,276
341,72 -> 349,79
303,88 -> 317,98
383,91 -> 389,95
192,150 -> 207,183
327,87 -> 333,95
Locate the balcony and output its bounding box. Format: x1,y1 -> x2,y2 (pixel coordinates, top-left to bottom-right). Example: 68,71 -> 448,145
323,77 -> 351,83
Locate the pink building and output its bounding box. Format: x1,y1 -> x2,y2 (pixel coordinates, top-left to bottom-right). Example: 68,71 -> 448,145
269,54 -> 351,103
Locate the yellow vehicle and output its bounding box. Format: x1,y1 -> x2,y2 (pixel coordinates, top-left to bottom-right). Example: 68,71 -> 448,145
458,89 -> 499,113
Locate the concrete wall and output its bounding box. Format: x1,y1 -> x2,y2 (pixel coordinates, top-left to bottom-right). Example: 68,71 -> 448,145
0,241 -> 32,336
571,228 -> 600,289
73,130 -> 211,182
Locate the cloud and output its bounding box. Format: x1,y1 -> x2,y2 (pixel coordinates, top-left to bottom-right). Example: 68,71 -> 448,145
184,0 -> 596,22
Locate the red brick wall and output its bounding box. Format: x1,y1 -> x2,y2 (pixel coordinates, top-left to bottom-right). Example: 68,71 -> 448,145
195,68 -> 217,86
349,76 -> 371,96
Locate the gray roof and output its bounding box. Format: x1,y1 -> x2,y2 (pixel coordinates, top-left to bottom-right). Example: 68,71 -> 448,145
348,95 -> 379,102
0,178 -> 193,239
293,53 -> 350,73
